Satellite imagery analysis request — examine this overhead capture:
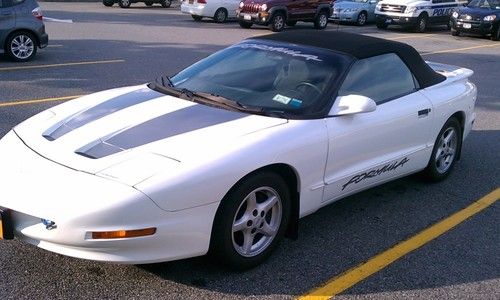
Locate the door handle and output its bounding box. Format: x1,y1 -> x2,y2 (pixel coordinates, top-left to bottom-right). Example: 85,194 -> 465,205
418,108 -> 431,117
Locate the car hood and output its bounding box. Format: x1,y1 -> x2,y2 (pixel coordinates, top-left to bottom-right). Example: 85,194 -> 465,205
459,6 -> 500,18
334,1 -> 368,10
377,0 -> 421,5
14,85 -> 288,175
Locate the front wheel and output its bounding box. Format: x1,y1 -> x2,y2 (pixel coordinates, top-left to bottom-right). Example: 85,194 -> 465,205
160,0 -> 171,8
6,31 -> 37,62
211,172 -> 291,270
214,8 -> 228,23
239,20 -> 253,28
415,14 -> 428,33
376,21 -> 388,29
314,11 -> 329,29
491,26 -> 500,41
422,118 -> 461,181
451,27 -> 460,36
102,0 -> 114,6
356,11 -> 367,26
118,0 -> 131,8
269,13 -> 286,32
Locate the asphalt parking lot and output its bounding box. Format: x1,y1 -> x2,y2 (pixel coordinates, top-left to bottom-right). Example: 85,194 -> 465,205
0,2 -> 499,299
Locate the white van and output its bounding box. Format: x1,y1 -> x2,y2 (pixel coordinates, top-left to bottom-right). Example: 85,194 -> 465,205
374,0 -> 468,32
181,0 -> 240,23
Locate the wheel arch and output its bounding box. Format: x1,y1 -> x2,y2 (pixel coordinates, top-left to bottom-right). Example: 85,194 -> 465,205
316,4 -> 332,17
4,29 -> 40,51
449,111 -> 466,160
269,7 -> 288,20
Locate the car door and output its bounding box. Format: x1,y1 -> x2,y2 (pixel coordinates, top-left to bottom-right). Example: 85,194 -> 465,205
322,53 -> 434,203
0,0 -> 16,45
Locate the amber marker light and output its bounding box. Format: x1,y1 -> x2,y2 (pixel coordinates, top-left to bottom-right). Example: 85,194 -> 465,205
91,227 -> 156,239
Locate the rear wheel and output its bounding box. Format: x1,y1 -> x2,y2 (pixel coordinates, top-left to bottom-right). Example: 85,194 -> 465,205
211,172 -> 291,270
314,10 -> 329,29
6,31 -> 37,62
118,0 -> 131,8
102,0 -> 114,6
356,11 -> 367,26
192,15 -> 203,21
214,8 -> 228,23
269,12 -> 285,32
160,0 -> 171,8
422,118 -> 461,181
239,20 -> 253,28
415,13 -> 428,33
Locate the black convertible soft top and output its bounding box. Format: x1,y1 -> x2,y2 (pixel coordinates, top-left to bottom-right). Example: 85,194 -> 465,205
253,30 -> 446,89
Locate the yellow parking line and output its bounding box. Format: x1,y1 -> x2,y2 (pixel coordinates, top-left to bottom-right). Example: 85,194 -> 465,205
299,188 -> 500,300
0,95 -> 83,108
388,34 -> 435,40
47,44 -> 64,47
0,59 -> 125,72
422,43 -> 500,56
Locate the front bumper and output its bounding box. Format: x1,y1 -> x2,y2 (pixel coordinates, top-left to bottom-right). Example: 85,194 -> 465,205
451,18 -> 495,35
0,130 -> 218,264
330,11 -> 359,22
375,14 -> 418,26
236,9 -> 270,25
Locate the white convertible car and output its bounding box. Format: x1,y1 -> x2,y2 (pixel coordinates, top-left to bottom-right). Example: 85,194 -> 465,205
0,31 -> 476,269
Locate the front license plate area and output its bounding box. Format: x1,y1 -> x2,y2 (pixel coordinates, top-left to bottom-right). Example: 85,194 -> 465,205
463,23 -> 471,29
243,14 -> 251,20
385,18 -> 392,24
0,209 -> 14,240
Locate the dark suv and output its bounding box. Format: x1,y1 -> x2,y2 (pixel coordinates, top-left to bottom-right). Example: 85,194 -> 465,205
0,0 -> 48,62
236,0 -> 333,31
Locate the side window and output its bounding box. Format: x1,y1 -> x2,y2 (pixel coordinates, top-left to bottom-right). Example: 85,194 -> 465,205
338,53 -> 417,104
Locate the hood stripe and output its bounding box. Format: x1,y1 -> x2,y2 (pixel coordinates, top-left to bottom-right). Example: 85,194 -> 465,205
45,88 -> 163,140
77,104 -> 248,159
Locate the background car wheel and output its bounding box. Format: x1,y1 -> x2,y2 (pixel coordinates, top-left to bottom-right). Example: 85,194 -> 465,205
6,31 -> 37,62
160,0 -> 171,8
356,11 -> 367,26
376,21 -> 388,29
145,1 -> 153,6
192,15 -> 203,21
422,117 -> 461,182
491,26 -> 500,41
286,20 -> 297,27
314,10 -> 329,29
211,172 -> 291,270
214,8 -> 228,23
451,28 -> 460,36
102,0 -> 114,6
239,21 -> 253,28
269,13 -> 285,32
415,13 -> 428,33
118,0 -> 131,8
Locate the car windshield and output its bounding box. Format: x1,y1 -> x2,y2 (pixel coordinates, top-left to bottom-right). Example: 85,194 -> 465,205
468,0 -> 500,9
163,40 -> 352,118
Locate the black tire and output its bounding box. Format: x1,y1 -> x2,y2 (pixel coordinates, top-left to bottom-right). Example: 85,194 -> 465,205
239,20 -> 253,28
286,20 -> 297,27
192,15 -> 203,21
6,31 -> 38,62
210,172 -> 291,270
422,117 -> 462,182
415,13 -> 428,33
118,0 -> 131,8
214,8 -> 228,23
356,11 -> 367,26
160,0 -> 171,8
447,20 -> 452,30
314,10 -> 329,29
269,12 -> 286,32
376,21 -> 388,29
491,26 -> 500,41
102,0 -> 114,7
145,1 -> 153,6
451,27 -> 460,36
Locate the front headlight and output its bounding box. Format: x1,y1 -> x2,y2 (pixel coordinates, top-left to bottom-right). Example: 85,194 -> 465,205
239,1 -> 244,8
484,15 -> 497,21
261,3 -> 267,11
344,8 -> 358,13
405,6 -> 417,14
452,11 -> 459,18
376,3 -> 382,10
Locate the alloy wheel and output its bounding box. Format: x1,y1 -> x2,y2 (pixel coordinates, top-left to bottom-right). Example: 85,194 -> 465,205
435,127 -> 458,174
10,35 -> 34,60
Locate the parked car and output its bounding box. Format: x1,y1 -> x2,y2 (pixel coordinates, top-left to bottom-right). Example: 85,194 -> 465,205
375,0 -> 468,32
450,0 -> 500,40
236,0 -> 332,31
0,0 -> 48,62
331,0 -> 379,26
180,0 -> 240,23
0,31 -> 476,269
102,0 -> 172,8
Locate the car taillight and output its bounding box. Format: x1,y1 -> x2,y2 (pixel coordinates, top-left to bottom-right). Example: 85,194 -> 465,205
32,7 -> 43,21
198,0 -> 207,3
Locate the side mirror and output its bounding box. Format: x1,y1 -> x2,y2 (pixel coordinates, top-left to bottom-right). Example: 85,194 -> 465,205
329,94 -> 377,116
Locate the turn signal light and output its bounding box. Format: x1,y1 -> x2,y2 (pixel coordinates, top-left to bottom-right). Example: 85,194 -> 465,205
91,227 -> 156,239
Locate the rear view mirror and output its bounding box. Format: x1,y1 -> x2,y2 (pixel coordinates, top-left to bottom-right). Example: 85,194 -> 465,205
329,94 -> 377,116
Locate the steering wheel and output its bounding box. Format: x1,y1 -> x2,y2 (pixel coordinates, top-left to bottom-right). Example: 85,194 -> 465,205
294,82 -> 322,96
